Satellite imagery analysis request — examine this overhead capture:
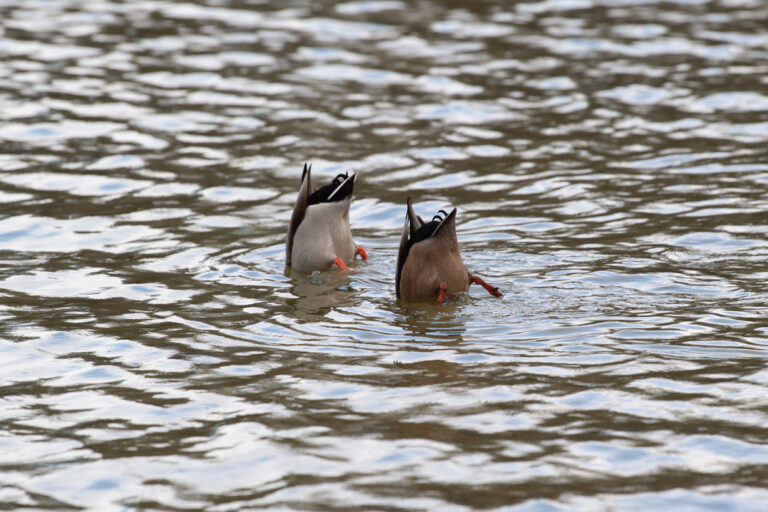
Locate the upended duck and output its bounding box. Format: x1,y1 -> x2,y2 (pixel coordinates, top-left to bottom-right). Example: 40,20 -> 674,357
286,163 -> 367,271
396,198 -> 503,303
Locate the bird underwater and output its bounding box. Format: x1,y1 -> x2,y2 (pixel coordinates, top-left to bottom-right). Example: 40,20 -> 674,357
396,197 -> 502,303
285,163 -> 502,303
286,163 -> 367,271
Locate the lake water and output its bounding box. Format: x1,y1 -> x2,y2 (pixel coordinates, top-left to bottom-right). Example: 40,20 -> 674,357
2,0 -> 768,510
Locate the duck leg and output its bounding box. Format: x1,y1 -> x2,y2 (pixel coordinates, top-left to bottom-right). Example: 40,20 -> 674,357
436,282 -> 447,303
470,275 -> 503,297
333,257 -> 349,271
356,247 -> 368,261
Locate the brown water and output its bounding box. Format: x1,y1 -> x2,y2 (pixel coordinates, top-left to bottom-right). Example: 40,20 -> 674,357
2,0 -> 768,510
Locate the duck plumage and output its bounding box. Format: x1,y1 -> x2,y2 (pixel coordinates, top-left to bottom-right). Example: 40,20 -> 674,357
286,163 -> 366,271
396,197 -> 502,302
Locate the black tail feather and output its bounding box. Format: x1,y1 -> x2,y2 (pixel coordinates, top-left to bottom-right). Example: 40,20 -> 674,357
307,171 -> 355,206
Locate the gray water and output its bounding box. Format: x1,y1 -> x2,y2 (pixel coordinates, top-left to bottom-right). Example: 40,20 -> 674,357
2,0 -> 768,510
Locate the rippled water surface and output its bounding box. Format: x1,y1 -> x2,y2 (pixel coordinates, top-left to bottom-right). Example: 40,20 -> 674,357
2,0 -> 768,510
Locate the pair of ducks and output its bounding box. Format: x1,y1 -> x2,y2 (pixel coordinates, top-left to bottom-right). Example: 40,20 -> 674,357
286,164 -> 502,303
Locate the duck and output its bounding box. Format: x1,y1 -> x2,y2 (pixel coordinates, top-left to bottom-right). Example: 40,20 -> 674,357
286,163 -> 367,271
396,197 -> 502,303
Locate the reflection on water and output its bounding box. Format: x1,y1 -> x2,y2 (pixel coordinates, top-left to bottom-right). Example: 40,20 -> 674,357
286,269 -> 358,319
2,0 -> 768,510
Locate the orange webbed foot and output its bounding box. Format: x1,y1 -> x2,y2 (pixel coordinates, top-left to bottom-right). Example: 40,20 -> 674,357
333,257 -> 349,271
470,275 -> 502,297
436,282 -> 447,304
356,247 -> 368,261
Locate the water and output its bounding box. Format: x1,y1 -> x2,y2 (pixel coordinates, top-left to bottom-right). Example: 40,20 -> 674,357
2,0 -> 768,510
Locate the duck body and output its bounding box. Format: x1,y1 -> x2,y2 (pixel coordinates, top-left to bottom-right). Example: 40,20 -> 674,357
291,199 -> 356,271
286,163 -> 365,271
396,198 -> 502,303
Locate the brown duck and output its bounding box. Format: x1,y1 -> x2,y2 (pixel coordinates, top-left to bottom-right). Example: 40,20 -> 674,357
396,198 -> 502,303
286,163 -> 367,271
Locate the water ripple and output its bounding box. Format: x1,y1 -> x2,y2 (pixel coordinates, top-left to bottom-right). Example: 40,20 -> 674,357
1,0 -> 767,510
